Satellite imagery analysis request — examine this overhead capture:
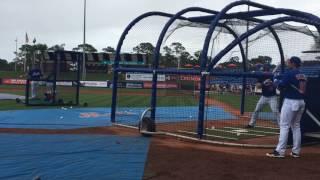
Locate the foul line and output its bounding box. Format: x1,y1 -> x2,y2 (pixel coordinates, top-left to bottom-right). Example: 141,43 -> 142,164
178,130 -> 239,140
224,127 -> 279,135
205,128 -> 264,137
254,125 -> 279,130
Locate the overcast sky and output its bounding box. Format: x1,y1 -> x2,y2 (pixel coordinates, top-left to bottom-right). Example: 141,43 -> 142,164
1,0 -> 319,62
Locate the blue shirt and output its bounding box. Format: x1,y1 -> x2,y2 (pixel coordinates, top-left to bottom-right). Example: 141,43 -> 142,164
279,69 -> 305,99
28,69 -> 42,80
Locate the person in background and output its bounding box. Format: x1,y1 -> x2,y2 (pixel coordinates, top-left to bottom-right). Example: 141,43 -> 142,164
28,65 -> 42,98
266,56 -> 306,158
247,65 -> 279,128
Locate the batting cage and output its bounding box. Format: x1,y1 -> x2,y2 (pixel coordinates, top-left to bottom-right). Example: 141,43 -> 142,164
111,1 -> 320,146
25,50 -> 81,106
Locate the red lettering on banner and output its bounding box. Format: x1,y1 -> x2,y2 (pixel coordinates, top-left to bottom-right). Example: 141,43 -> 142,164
143,82 -> 178,89
2,79 -> 26,85
179,75 -> 201,81
166,75 -> 200,81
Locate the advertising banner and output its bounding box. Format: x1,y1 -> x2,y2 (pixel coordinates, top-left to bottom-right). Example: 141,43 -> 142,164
80,81 -> 109,88
143,82 -> 178,89
126,82 -> 143,89
125,73 -> 165,82
2,79 -> 26,85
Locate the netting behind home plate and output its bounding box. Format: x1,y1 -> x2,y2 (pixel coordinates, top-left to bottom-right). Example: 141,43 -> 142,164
112,2 -> 320,146
163,20 -> 319,144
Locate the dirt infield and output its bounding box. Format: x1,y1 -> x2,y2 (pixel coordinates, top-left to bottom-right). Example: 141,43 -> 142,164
1,126 -> 319,180
144,135 -> 320,180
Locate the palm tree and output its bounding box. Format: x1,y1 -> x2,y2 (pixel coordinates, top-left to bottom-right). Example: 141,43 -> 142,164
133,42 -> 154,54
19,43 -> 48,71
73,43 -> 97,52
133,42 -> 155,66
102,46 -> 115,53
48,44 -> 65,51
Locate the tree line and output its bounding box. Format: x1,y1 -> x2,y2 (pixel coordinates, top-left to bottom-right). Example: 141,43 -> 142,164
1,42 -> 201,71
1,38 -> 320,71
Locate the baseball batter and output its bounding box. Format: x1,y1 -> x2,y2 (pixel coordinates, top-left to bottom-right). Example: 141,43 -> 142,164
247,66 -> 279,128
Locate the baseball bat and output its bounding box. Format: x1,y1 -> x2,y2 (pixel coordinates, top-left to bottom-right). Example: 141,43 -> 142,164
290,83 -> 320,127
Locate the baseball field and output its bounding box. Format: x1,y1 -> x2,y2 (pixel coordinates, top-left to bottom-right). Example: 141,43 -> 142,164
1,73 -> 320,179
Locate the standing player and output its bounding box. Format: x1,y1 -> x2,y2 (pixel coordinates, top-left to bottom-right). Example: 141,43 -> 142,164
44,73 -> 54,102
266,56 -> 306,158
28,65 -> 43,98
246,65 -> 279,128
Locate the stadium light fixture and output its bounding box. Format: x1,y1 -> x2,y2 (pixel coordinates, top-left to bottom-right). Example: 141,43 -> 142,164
82,0 -> 87,80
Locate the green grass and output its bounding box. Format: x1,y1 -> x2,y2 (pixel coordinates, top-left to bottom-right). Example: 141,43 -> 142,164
0,84 -> 266,112
178,126 -> 279,141
203,126 -> 277,141
0,71 -> 25,78
56,72 -> 115,81
0,70 -> 121,81
211,93 -> 271,112
81,94 -> 197,107
223,126 -> 279,134
0,86 -> 198,110
79,93 -> 112,107
0,100 -> 35,110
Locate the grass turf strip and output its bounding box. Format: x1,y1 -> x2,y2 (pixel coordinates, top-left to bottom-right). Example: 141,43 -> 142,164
177,126 -> 279,141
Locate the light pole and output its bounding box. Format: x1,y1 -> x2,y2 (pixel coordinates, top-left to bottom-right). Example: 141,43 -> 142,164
22,50 -> 27,72
32,41 -> 37,67
82,0 -> 87,80
245,0 -> 250,61
14,38 -> 18,72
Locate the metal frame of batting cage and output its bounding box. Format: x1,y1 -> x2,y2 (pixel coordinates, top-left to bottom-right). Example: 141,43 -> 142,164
25,50 -> 81,106
111,1 -> 320,145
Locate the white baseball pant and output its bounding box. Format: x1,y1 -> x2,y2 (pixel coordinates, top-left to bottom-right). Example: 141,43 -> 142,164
30,81 -> 39,98
276,98 -> 305,155
249,95 -> 279,126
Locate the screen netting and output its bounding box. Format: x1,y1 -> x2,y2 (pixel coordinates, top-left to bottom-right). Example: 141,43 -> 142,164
27,51 -> 80,106
114,15 -> 169,127
163,18 -> 319,144
168,18 -> 319,144
113,10 -> 320,146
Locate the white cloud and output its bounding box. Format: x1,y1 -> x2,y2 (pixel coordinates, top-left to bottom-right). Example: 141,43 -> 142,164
0,0 -> 319,62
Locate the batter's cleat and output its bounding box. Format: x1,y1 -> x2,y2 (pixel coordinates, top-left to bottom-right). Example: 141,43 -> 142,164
245,125 -> 254,128
266,150 -> 285,158
290,152 -> 300,158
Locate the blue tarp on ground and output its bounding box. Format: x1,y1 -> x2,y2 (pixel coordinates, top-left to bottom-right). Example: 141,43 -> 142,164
115,106 -> 236,124
0,134 -> 150,180
0,108 -> 112,129
0,106 -> 236,129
